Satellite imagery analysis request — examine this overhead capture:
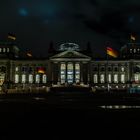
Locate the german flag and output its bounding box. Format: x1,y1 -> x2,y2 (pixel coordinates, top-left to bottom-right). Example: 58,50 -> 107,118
8,33 -> 16,40
37,67 -> 45,74
107,47 -> 118,58
130,34 -> 136,41
27,52 -> 32,57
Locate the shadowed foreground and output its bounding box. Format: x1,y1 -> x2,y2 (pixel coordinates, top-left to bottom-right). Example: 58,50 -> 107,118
0,91 -> 140,139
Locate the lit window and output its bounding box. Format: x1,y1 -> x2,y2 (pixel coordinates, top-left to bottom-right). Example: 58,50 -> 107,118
61,63 -> 66,70
93,74 -> 98,83
134,74 -> 139,82
121,67 -> 125,72
75,63 -> 80,83
130,49 -> 132,53
108,74 -> 112,83
67,63 -> 73,83
22,74 -> 26,83
15,67 -> 19,72
100,74 -> 105,83
15,74 -> 19,83
7,48 -> 9,52
75,75 -> 80,79
61,75 -> 65,79
75,63 -> 80,70
134,49 -> 136,53
42,74 -> 47,83
121,74 -> 125,83
29,74 -> 33,83
3,48 -> 6,53
114,74 -> 118,83
0,48 -> 2,52
35,74 -> 40,83
60,63 -> 66,84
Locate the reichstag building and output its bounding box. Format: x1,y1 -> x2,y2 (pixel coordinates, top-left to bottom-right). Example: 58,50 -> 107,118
0,41 -> 140,91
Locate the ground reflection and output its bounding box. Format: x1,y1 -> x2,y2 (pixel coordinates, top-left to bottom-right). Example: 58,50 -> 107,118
100,105 -> 140,109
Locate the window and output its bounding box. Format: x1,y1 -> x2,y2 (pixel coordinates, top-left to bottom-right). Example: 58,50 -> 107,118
1,66 -> 6,73
29,67 -> 33,73
67,63 -> 73,83
60,63 -> 66,84
61,75 -> 65,79
134,74 -> 139,82
121,74 -> 125,83
15,74 -> 19,83
100,67 -> 105,72
21,74 -> 26,83
121,67 -> 125,72
114,67 -> 118,72
35,74 -> 40,83
7,48 -> 9,52
75,63 -> 80,83
108,74 -> 112,83
93,74 -> 98,83
93,67 -> 98,71
114,74 -> 118,83
22,66 -> 27,72
42,74 -> 47,83
108,67 -> 112,71
134,49 -> 136,53
15,67 -> 19,72
100,74 -> 105,83
3,48 -> 6,53
29,74 -> 33,83
0,48 -> 2,52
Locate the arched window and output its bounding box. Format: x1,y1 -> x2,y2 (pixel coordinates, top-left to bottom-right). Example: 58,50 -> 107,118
15,74 -> 19,83
42,74 -> 47,83
93,74 -> 98,83
15,67 -> 19,72
121,74 -> 125,83
3,48 -> 6,53
121,67 -> 125,72
75,63 -> 80,83
35,74 -> 40,83
114,74 -> 118,83
100,74 -> 105,83
7,48 -> 9,52
108,74 -> 112,83
67,63 -> 73,83
60,63 -> 66,84
21,74 -> 26,83
29,74 -> 33,83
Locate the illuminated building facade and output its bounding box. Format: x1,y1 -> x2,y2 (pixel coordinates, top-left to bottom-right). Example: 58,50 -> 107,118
0,42 -> 140,91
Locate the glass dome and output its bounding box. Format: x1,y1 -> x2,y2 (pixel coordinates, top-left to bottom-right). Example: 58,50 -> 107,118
59,43 -> 80,51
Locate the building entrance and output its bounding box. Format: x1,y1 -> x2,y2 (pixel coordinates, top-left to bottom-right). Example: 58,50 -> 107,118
60,62 -> 80,85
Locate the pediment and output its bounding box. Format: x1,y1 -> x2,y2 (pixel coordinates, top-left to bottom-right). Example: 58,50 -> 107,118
50,50 -> 91,60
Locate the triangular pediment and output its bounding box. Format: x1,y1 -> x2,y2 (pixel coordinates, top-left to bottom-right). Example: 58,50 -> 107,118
50,50 -> 91,60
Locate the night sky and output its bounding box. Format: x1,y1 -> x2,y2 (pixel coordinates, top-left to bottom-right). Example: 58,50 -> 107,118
0,0 -> 140,57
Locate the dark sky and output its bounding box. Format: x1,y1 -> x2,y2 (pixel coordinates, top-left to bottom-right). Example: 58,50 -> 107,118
0,0 -> 140,57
